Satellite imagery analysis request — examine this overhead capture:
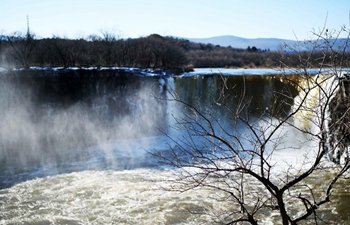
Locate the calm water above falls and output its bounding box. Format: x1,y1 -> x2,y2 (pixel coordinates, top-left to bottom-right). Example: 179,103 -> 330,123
0,69 -> 349,224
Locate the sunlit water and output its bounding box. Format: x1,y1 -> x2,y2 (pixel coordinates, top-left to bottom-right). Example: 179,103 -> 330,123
1,169 -> 219,225
1,160 -> 349,224
0,68 -> 350,224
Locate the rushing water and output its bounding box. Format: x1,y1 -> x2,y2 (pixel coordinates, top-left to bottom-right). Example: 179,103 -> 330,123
0,68 -> 350,224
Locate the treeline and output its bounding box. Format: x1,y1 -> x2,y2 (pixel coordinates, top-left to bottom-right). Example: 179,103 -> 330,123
0,31 -> 347,70
186,43 -> 276,68
0,33 -> 188,70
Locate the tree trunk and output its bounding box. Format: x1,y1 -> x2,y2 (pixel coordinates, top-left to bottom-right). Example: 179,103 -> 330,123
277,193 -> 290,225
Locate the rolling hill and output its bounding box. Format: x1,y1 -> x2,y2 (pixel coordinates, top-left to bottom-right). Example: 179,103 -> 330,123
186,35 -> 295,51
185,35 -> 349,52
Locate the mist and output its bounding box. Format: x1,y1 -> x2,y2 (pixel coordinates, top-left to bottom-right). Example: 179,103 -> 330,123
0,69 -> 168,178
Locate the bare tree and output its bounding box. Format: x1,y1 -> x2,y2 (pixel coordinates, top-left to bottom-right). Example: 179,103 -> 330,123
98,29 -> 120,66
151,26 -> 350,224
7,31 -> 37,69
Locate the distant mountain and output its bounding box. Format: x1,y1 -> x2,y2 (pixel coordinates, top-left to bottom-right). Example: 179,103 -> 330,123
185,35 -> 350,52
186,35 -> 295,51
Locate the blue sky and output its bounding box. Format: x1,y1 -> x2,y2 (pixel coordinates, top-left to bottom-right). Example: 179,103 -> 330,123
0,0 -> 349,40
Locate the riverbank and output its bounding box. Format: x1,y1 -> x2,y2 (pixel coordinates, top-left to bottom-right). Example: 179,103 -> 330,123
1,66 -> 348,77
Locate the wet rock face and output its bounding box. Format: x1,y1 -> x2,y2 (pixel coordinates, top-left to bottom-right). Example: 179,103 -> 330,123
328,77 -> 350,164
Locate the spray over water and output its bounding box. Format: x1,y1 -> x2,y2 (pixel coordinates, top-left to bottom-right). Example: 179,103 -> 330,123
0,70 -> 168,187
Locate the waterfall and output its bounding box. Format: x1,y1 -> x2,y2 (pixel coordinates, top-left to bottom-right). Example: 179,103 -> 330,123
291,70 -> 350,164
326,72 -> 350,164
1,69 -> 350,224
0,69 -> 168,177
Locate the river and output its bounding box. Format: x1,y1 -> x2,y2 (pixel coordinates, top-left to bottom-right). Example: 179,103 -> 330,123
0,68 -> 349,224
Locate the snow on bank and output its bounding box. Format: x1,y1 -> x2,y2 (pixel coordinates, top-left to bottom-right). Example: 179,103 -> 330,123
1,67 -> 347,77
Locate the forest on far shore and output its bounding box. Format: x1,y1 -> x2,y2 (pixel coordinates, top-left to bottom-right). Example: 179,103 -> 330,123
0,30 -> 347,71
